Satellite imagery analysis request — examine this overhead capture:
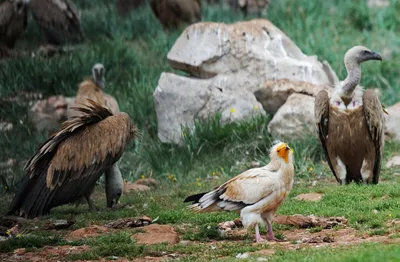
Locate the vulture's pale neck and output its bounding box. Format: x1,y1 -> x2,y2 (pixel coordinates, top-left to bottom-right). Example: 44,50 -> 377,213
341,59 -> 361,98
96,80 -> 105,90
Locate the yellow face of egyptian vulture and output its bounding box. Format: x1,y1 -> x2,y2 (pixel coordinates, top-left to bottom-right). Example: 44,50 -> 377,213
276,143 -> 292,163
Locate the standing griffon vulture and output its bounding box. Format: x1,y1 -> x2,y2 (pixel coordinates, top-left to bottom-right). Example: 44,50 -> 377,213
67,64 -> 124,210
0,0 -> 28,48
28,0 -> 84,45
184,141 -> 295,242
7,100 -> 140,218
315,46 -> 384,185
149,0 -> 202,31
68,63 -> 107,119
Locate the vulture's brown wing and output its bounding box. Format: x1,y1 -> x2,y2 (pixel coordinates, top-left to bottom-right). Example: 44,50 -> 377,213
0,2 -> 13,36
363,89 -> 384,184
148,0 -> 160,19
29,0 -> 83,45
8,100 -> 136,218
314,90 -> 339,182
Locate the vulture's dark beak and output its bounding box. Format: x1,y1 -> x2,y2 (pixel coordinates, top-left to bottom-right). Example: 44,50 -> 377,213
369,51 -> 382,61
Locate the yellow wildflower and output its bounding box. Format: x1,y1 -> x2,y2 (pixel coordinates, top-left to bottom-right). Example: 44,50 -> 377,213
197,182 -> 202,187
309,167 -> 313,172
230,108 -> 236,113
254,105 -> 259,110
141,174 -> 146,180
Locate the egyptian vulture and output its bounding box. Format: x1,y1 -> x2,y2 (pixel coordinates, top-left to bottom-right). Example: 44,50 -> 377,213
67,63 -> 123,210
7,100 -> 139,218
0,0 -> 28,48
315,46 -> 384,185
184,141 -> 295,242
149,0 -> 202,31
28,0 -> 84,45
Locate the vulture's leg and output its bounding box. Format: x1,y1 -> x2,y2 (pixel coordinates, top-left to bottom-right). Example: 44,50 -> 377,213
360,159 -> 372,184
105,163 -> 124,208
335,157 -> 348,185
84,195 -> 99,211
254,223 -> 265,242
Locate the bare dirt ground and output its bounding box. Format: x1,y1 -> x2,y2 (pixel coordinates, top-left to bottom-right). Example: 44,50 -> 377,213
1,223 -> 399,262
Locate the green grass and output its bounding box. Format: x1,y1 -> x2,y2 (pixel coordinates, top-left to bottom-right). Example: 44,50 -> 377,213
0,0 -> 400,261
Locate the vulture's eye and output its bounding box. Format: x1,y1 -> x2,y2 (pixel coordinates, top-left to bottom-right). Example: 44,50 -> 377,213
335,101 -> 341,106
362,50 -> 370,55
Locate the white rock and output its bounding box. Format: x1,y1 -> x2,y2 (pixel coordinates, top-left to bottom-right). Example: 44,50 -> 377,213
156,19 -> 334,144
30,95 -> 69,133
154,72 -> 264,144
367,0 -> 390,8
385,102 -> 400,142
255,79 -> 330,115
236,252 -> 250,259
386,155 -> 400,168
268,93 -> 315,139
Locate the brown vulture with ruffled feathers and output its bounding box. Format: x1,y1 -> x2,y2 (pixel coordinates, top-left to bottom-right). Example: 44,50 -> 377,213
149,0 -> 201,31
0,0 -> 27,49
7,100 -> 139,218
314,46 -> 385,185
28,0 -> 84,45
66,63 -> 123,211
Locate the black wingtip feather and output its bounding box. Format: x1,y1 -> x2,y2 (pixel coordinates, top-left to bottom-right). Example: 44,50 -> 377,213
183,192 -> 208,203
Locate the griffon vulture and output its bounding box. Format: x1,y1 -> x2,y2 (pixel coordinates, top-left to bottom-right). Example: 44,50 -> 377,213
28,0 -> 84,45
0,0 -> 28,48
7,100 -> 139,218
149,0 -> 202,31
184,141 -> 295,242
315,46 -> 384,185
67,63 -> 124,210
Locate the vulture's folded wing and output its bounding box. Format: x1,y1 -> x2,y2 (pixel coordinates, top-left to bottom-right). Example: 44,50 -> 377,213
314,90 -> 339,182
29,0 -> 83,41
186,168 -> 277,212
8,100 -> 137,218
363,89 -> 384,184
0,2 -> 13,35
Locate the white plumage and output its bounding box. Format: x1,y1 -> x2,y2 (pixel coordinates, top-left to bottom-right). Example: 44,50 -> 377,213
184,141 -> 295,242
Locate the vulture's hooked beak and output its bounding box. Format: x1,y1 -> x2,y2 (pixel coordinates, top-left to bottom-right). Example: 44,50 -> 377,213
369,51 -> 382,61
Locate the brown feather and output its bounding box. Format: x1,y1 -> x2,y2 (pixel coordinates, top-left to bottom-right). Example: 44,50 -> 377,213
362,89 -> 384,184
149,0 -> 202,30
0,0 -> 27,48
315,89 -> 384,184
314,90 -> 339,182
29,0 -> 84,45
8,100 -> 139,218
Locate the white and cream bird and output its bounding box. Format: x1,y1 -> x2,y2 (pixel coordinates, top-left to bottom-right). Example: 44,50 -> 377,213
184,141 -> 295,242
315,46 -> 384,185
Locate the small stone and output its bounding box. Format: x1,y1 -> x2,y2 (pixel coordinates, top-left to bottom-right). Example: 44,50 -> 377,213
236,252 -> 250,259
385,155 -> 400,168
294,193 -> 323,202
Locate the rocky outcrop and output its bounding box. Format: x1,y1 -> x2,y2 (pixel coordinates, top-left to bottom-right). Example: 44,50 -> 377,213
155,19 -> 335,144
385,102 -> 400,142
267,93 -> 316,139
29,96 -> 71,133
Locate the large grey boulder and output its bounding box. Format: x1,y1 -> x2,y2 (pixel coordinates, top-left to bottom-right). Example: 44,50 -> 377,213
155,19 -> 335,144
385,102 -> 400,142
268,93 -> 316,139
